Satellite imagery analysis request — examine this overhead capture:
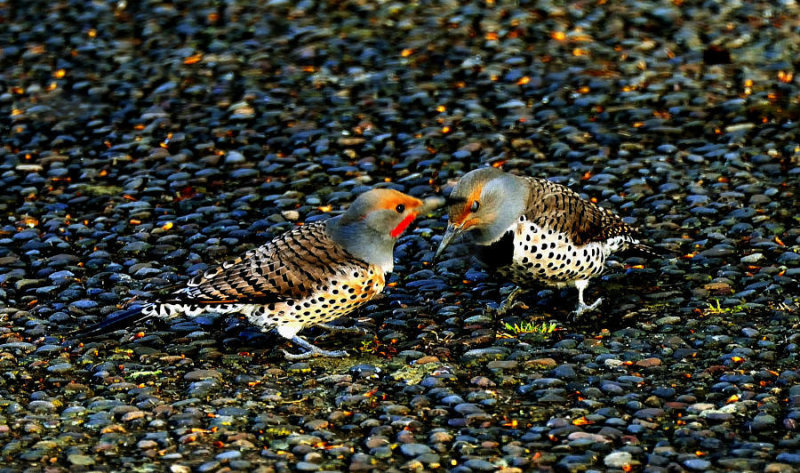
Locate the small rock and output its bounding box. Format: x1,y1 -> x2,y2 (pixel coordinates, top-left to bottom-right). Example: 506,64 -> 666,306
67,454 -> 95,466
684,458 -> 712,471
635,358 -> 662,368
604,451 -> 634,468
400,443 -> 434,457
525,358 -> 557,369
740,253 -> 764,263
295,461 -> 320,471
225,150 -> 246,164
184,370 -> 222,381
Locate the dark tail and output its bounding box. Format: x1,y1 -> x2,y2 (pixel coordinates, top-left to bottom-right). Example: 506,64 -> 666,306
625,242 -> 677,259
70,304 -> 155,340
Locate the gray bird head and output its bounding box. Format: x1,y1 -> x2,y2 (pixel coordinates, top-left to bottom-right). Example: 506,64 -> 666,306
435,167 -> 528,260
331,189 -> 443,272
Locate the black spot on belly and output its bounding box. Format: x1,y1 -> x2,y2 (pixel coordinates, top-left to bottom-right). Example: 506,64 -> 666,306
476,230 -> 514,268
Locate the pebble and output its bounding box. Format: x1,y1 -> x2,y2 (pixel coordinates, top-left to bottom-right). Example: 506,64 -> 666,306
184,369 -> 222,381
67,454 -> 95,466
400,443 -> 434,457
604,451 -> 634,468
684,459 -> 712,470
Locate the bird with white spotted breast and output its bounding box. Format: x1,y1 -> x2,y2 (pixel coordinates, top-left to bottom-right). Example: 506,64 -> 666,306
435,167 -> 655,317
73,189 -> 442,359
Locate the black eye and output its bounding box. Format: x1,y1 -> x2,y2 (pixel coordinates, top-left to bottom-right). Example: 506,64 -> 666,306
470,201 -> 480,212
395,204 -> 405,213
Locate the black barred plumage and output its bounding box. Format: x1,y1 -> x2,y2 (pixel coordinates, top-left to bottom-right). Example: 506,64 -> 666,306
73,189 -> 443,359
436,167 -> 659,317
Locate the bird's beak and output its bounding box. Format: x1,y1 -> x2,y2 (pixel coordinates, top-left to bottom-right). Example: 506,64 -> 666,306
434,223 -> 462,261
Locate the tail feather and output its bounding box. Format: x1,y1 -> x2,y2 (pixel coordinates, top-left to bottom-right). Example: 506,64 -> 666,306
70,304 -> 155,340
625,242 -> 676,259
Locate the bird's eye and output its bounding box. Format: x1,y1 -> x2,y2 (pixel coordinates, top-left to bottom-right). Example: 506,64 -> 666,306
395,204 -> 405,213
470,201 -> 480,212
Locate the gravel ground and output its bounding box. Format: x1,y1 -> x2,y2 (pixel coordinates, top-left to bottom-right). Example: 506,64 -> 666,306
2,0 -> 800,472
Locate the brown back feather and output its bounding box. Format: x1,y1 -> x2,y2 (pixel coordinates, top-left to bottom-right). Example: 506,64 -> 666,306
523,177 -> 639,245
167,222 -> 369,304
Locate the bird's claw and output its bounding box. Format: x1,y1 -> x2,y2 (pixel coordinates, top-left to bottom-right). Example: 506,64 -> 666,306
281,347 -> 349,361
489,287 -> 526,317
317,323 -> 369,336
282,335 -> 350,360
571,297 -> 603,320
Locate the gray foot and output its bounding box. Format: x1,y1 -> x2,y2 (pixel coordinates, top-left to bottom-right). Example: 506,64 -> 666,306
572,297 -> 603,319
281,335 -> 349,360
317,323 -> 368,336
491,287 -> 527,317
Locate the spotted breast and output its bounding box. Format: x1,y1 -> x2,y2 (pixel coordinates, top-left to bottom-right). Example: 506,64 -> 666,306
155,221 -> 385,342
505,176 -> 639,288
436,167 -> 654,317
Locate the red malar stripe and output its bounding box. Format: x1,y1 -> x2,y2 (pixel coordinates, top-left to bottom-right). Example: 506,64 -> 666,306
390,213 -> 416,238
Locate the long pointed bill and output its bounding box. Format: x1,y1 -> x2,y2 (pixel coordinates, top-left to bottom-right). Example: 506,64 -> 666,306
434,224 -> 462,261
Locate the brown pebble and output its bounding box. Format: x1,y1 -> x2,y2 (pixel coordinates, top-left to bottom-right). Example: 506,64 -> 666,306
524,358 -> 557,369
636,357 -> 662,368
703,282 -> 733,295
414,355 -> 440,365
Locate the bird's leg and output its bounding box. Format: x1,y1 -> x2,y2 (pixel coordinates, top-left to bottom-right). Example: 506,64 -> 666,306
491,287 -> 527,317
281,335 -> 349,360
572,280 -> 602,319
316,322 -> 368,337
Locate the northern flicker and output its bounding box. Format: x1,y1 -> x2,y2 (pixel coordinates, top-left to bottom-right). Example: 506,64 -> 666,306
74,189 -> 442,359
435,167 -> 654,317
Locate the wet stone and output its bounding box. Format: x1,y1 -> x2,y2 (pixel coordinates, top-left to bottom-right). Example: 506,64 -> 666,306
775,453 -> 800,465
197,461 -> 221,473
461,347 -> 509,365
463,459 -> 498,471
400,443 -> 433,457
184,369 -> 222,381
765,464 -> 796,473
604,451 -> 634,468
684,458 -> 712,471
551,364 -> 577,379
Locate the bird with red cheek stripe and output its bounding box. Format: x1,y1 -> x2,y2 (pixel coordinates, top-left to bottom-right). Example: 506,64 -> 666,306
71,189 -> 442,359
